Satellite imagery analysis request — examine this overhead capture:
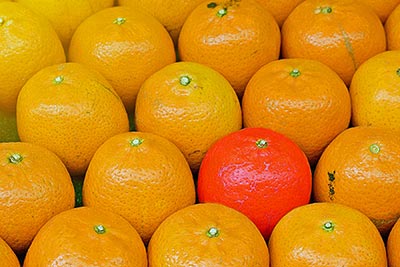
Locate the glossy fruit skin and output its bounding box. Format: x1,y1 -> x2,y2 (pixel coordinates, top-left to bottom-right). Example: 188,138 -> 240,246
242,58 -> 351,166
15,0 -> 114,52
0,236 -> 20,267
16,62 -> 129,176
117,0 -> 205,45
83,131 -> 196,244
350,50 -> 400,130
68,6 -> 175,114
269,202 -> 387,267
197,127 -> 312,239
388,218 -> 400,267
0,142 -> 75,254
385,4 -> 400,51
0,2 -> 65,114
178,0 -> 281,97
281,0 -> 386,86
148,203 -> 269,267
23,207 -> 148,267
135,61 -> 242,172
313,126 -> 400,236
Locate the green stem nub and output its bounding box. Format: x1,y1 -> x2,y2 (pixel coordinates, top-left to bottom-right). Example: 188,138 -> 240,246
396,68 -> 400,77
130,137 -> 144,147
179,75 -> 191,86
322,221 -> 335,232
369,143 -> 380,154
315,6 -> 332,14
94,224 -> 106,234
113,17 -> 126,25
207,2 -> 217,8
217,8 -> 228,17
53,75 -> 64,85
290,68 -> 301,78
207,227 -> 219,238
8,153 -> 23,164
256,139 -> 268,148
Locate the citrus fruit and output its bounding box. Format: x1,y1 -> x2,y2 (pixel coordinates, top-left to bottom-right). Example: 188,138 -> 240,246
83,131 -> 196,243
385,3 -> 400,51
197,127 -> 312,239
117,0 -> 205,45
0,236 -> 19,267
16,62 -> 129,177
0,2 -> 65,114
281,0 -> 387,85
178,0 -> 281,97
269,202 -> 387,266
387,218 -> 400,267
134,61 -> 242,172
23,207 -> 147,267
255,0 -> 305,26
0,142 -> 75,254
242,58 -> 351,165
363,0 -> 400,23
68,6 -> 176,114
15,0 -> 114,52
313,126 -> 400,236
0,109 -> 19,142
350,50 -> 400,130
148,203 -> 269,267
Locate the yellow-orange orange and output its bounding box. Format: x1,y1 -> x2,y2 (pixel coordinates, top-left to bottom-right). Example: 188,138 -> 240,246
255,0 -> 305,26
363,0 -> 400,23
387,218 -> 400,267
0,236 -> 20,267
385,4 -> 400,51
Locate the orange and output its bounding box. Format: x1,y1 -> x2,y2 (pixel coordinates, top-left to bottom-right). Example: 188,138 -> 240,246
363,0 -> 400,23
68,6 -> 176,114
350,50 -> 400,131
0,236 -> 20,267
242,58 -> 351,165
83,131 -> 196,243
313,126 -> 400,236
281,0 -> 386,86
197,127 -> 312,239
117,0 -> 205,45
0,2 -> 65,114
385,3 -> 400,51
0,109 -> 19,142
178,0 -> 280,97
387,218 -> 400,267
23,207 -> 147,266
269,202 -> 387,266
0,142 -> 75,254
15,0 -> 114,53
148,203 -> 269,266
134,61 -> 242,172
16,62 -> 129,177
255,0 -> 305,26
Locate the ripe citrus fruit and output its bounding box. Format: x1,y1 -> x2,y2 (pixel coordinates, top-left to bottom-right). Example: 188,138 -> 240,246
68,6 -> 176,114
197,127 -> 312,239
387,218 -> 400,267
350,50 -> 400,130
363,0 -> 400,23
117,0 -> 205,45
242,58 -> 351,165
14,0 -> 114,52
83,131 -> 196,243
148,203 -> 270,267
313,126 -> 400,236
385,3 -> 400,51
0,236 -> 19,267
0,109 -> 19,142
0,2 -> 65,114
0,142 -> 75,254
178,0 -> 280,97
23,207 -> 147,266
255,0 -> 305,26
134,61 -> 242,171
16,62 -> 129,177
281,0 -> 386,85
269,202 -> 387,266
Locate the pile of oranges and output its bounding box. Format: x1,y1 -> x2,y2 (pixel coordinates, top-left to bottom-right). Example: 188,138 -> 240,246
1,0 -> 400,266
